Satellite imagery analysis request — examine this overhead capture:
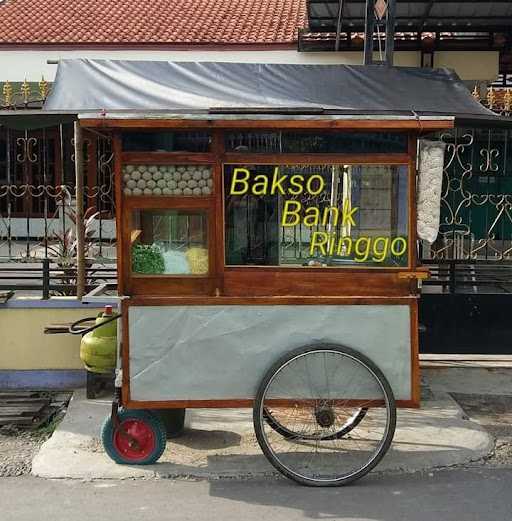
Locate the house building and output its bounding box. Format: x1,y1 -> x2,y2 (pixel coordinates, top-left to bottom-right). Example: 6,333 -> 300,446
0,0 -> 508,86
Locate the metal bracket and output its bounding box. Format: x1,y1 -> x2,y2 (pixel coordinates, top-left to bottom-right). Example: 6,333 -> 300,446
111,390 -> 140,450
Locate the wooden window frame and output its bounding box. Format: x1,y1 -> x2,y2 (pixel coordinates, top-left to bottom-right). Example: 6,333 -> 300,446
222,159 -> 411,270
124,200 -> 217,296
118,151 -> 218,296
112,126 -> 421,298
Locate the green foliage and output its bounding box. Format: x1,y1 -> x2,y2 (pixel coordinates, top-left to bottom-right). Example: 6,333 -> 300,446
132,244 -> 165,274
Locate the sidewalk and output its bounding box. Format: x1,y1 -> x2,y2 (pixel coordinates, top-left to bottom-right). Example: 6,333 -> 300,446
31,368 -> 497,480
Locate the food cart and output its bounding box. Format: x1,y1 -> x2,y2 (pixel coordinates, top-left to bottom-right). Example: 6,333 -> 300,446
46,60 -> 503,486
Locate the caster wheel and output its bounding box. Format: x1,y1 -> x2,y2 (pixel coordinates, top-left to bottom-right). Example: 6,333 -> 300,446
101,409 -> 167,465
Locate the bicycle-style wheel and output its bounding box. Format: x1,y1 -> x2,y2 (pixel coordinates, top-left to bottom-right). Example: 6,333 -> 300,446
254,344 -> 396,487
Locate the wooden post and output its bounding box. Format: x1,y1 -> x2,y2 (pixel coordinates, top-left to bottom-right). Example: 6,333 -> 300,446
74,120 -> 85,300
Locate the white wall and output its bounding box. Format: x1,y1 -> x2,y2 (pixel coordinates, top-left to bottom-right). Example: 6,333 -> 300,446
0,48 -> 499,83
433,51 -> 500,83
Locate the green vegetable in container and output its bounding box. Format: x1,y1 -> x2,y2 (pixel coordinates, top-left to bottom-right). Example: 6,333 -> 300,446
132,244 -> 165,274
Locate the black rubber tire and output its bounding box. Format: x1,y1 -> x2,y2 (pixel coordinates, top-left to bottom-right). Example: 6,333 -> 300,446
253,344 -> 396,487
263,406 -> 368,441
153,409 -> 186,439
101,409 -> 167,465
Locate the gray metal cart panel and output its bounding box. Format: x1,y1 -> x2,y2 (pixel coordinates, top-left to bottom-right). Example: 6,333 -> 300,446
128,304 -> 412,401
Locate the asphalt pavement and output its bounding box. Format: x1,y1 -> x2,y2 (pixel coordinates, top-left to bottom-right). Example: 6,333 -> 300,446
0,467 -> 511,521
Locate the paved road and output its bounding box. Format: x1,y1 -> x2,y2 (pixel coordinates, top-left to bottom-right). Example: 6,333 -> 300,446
0,467 -> 510,521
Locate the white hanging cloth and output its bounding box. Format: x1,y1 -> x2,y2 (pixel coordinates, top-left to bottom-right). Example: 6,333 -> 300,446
417,139 -> 446,244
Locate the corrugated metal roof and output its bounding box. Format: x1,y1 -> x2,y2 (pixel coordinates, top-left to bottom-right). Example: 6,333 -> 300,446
308,0 -> 512,32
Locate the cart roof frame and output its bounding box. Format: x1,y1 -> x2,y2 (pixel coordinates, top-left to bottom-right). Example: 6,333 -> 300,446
78,112 -> 455,131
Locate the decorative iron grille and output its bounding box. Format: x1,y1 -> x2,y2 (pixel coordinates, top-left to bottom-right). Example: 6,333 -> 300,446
473,85 -> 512,117
421,126 -> 512,294
1,78 -> 50,110
0,123 -> 116,296
422,127 -> 512,262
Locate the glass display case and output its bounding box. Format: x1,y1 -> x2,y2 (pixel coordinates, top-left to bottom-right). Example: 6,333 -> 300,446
224,164 -> 408,267
117,129 -> 419,297
131,209 -> 209,275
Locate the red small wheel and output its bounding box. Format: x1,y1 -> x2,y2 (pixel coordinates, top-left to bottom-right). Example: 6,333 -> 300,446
113,418 -> 156,461
101,409 -> 166,465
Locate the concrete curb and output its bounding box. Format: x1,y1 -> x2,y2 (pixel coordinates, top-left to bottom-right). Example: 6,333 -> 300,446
31,385 -> 494,481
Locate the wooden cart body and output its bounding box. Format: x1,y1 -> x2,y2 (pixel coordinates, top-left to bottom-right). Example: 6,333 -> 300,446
79,116 -> 453,410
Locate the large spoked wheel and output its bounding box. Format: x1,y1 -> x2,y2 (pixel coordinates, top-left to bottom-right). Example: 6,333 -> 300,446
101,409 -> 167,465
254,344 -> 396,487
263,406 -> 368,441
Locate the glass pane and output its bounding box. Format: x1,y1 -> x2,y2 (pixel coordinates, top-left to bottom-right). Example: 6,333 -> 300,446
131,209 -> 208,275
123,165 -> 213,197
224,164 -> 408,267
122,131 -> 211,152
224,132 -> 407,154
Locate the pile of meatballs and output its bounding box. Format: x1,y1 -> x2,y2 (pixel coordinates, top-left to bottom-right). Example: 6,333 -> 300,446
123,165 -> 213,196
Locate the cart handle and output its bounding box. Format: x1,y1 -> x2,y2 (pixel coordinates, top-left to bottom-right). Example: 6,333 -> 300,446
68,313 -> 121,335
397,269 -> 430,280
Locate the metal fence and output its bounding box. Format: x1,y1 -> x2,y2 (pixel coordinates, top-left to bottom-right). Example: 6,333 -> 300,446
421,126 -> 512,293
2,118 -> 512,297
0,123 -> 117,298
0,260 -> 117,299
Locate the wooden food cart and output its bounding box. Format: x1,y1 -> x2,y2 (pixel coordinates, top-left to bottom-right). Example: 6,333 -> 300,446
46,60 -> 502,486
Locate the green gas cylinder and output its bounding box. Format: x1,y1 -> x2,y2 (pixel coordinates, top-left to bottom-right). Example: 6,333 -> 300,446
80,306 -> 117,373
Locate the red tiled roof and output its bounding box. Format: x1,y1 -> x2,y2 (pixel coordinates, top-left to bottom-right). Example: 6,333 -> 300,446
0,0 -> 307,45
